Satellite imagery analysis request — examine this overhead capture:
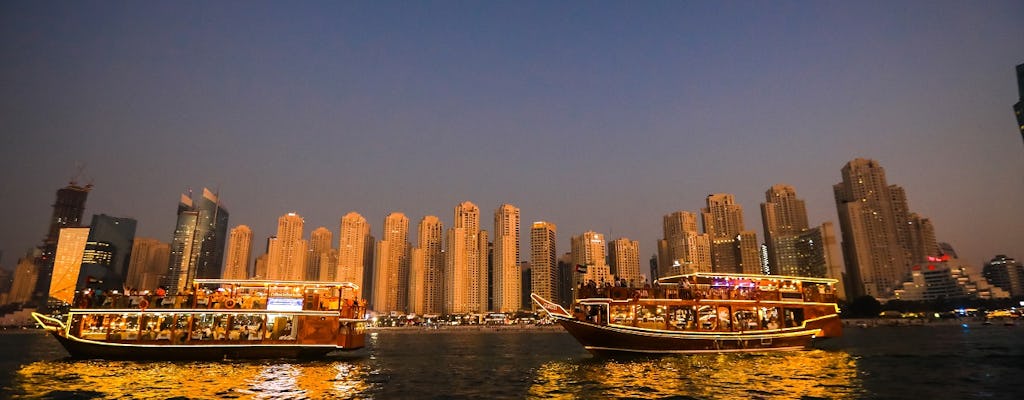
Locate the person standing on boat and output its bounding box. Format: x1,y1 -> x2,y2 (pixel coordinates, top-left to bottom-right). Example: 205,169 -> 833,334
155,286 -> 166,308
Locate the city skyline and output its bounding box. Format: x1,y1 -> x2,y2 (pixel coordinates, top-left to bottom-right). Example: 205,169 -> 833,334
1,2 -> 1022,271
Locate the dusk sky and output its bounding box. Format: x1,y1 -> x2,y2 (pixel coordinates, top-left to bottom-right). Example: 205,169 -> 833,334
2,1 -> 1022,274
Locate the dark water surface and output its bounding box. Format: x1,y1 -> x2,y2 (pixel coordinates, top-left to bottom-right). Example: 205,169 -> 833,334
1,323 -> 1021,399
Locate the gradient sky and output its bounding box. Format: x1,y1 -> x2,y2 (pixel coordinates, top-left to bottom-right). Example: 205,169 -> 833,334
2,1 -> 1022,275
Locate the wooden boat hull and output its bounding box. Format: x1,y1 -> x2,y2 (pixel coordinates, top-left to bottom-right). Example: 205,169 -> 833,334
32,312 -> 364,360
46,331 -> 351,360
552,314 -> 835,355
531,292 -> 842,355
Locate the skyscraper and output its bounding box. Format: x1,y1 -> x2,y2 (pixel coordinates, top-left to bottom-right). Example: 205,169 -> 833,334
338,212 -> 373,294
222,225 -> 253,280
492,204 -> 521,313
319,249 -> 338,282
557,252 -> 574,306
126,238 -> 170,290
446,201 -> 486,313
50,227 -> 90,305
78,214 -> 137,291
408,246 -> 425,315
266,213 -> 308,281
983,255 -> 1023,297
608,238 -> 641,287
417,215 -> 444,315
702,194 -> 760,274
162,188 -> 229,293
530,221 -> 557,310
761,184 -> 810,275
571,231 -> 612,288
1014,63 -> 1023,143
9,255 -> 40,305
905,213 -> 939,264
658,211 -> 712,277
834,158 -> 909,298
33,182 -> 91,306
307,227 -> 333,281
372,212 -> 409,313
519,261 -> 532,310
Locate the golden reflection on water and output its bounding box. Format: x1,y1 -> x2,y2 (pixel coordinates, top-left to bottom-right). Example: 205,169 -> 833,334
529,350 -> 863,399
15,358 -> 374,399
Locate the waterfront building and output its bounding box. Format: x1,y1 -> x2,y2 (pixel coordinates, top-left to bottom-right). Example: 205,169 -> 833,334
161,188 -> 229,294
372,212 -> 409,313
126,238 -> 170,290
893,259 -> 1010,301
408,247 -> 425,315
520,261 -> 531,310
983,255 -> 1024,297
1014,63 -> 1023,143
446,201 -> 487,314
9,255 -> 40,305
0,267 -> 11,303
417,216 -> 444,315
834,159 -> 938,299
266,213 -> 308,281
492,204 -> 521,313
50,227 -> 90,305
557,252 -> 574,306
221,226 -> 253,280
658,211 -> 712,278
905,213 -> 939,264
760,184 -> 809,275
608,238 -> 641,287
938,242 -> 959,259
78,214 -> 137,291
319,249 -> 338,282
253,253 -> 268,280
530,221 -> 558,310
571,231 -> 613,289
33,182 -> 91,307
888,187 -> 941,264
479,230 -> 490,311
308,227 -> 333,281
338,212 -> 373,296
702,194 -> 760,275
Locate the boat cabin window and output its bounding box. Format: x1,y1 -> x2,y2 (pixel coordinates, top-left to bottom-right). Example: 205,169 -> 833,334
191,314 -> 216,340
733,308 -> 758,331
76,314 -> 109,340
230,314 -> 265,340
267,315 -> 296,340
140,314 -> 159,340
759,307 -> 781,330
109,313 -> 140,341
784,308 -> 804,327
609,304 -> 631,325
716,306 -> 732,331
580,304 -> 609,325
668,306 -> 695,330
698,305 -> 716,330
636,304 -> 664,329
213,314 -> 231,340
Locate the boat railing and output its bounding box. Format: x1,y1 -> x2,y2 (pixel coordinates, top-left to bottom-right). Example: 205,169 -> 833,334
577,285 -> 837,303
70,292 -> 369,315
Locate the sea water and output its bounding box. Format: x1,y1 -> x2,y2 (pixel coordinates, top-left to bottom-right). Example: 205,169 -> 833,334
1,323 -> 1021,399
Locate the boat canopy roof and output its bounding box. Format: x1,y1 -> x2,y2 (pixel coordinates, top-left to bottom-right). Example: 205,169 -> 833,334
655,272 -> 837,286
193,279 -> 360,291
